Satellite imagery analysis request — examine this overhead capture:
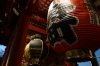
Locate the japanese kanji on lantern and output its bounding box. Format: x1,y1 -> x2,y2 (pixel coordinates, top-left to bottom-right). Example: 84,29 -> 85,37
47,0 -> 100,62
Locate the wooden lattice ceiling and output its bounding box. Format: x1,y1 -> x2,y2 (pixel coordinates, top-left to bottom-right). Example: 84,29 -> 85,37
32,0 -> 53,19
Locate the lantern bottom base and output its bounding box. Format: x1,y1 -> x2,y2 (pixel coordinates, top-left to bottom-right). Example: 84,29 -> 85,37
64,49 -> 93,62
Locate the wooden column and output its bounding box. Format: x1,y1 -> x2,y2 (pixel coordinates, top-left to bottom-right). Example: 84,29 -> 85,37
1,30 -> 16,66
5,13 -> 31,66
3,0 -> 40,66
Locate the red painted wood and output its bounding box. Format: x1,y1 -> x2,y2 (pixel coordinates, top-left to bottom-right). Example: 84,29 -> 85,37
5,13 -> 31,66
29,24 -> 46,35
31,14 -> 47,24
1,30 -> 16,66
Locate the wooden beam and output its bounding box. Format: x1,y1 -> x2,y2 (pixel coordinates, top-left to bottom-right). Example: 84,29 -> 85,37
31,14 -> 47,24
29,24 -> 46,35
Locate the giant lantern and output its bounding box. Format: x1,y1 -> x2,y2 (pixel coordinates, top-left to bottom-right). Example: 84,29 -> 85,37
47,0 -> 100,62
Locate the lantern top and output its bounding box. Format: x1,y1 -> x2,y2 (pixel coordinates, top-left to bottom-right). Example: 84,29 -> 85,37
30,34 -> 41,40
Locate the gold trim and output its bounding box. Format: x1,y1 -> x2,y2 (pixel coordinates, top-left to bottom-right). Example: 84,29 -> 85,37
24,43 -> 31,60
31,58 -> 39,64
64,49 -> 93,62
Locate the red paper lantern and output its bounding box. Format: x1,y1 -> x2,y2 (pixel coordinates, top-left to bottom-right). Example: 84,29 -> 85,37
47,0 -> 100,62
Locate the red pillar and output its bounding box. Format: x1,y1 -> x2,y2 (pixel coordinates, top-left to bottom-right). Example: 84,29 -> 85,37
5,13 -> 31,66
1,30 -> 16,66
2,0 -> 40,66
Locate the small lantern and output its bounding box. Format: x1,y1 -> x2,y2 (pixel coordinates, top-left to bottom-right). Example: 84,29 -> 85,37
24,34 -> 49,65
47,0 -> 100,62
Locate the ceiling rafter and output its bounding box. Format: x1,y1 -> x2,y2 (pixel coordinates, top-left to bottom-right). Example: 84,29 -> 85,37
32,0 -> 53,18
31,14 -> 47,24
29,24 -> 46,35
